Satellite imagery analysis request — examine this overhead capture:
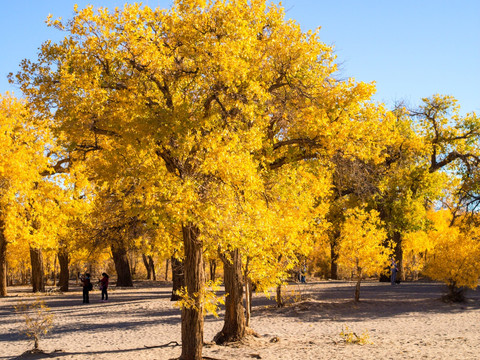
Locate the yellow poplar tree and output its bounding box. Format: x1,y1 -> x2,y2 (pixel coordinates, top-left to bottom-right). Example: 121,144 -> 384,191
15,0 -> 396,357
337,207 -> 391,302
396,95 -> 480,275
0,93 -> 51,296
423,210 -> 480,301
52,165 -> 95,291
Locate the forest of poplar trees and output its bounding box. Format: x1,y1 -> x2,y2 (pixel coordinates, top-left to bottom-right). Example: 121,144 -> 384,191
1,1 -> 479,359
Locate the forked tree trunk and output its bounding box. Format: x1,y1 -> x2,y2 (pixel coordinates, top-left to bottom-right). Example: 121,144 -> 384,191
142,254 -> 152,280
30,247 -> 45,293
111,243 -> 133,287
180,223 -> 204,360
57,248 -> 69,291
0,224 -> 7,297
214,249 -> 246,344
171,255 -> 184,301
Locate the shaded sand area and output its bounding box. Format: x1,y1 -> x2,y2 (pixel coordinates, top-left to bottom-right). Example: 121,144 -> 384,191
1,280 -> 480,359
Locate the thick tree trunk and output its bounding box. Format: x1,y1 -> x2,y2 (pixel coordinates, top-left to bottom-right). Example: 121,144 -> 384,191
214,249 -> 246,344
354,267 -> 363,302
444,284 -> 466,302
0,225 -> 7,297
180,224 -> 204,360
330,240 -> 339,280
142,253 -> 152,280
276,284 -> 284,307
393,231 -> 405,281
7,262 -> 13,286
209,259 -> 217,282
57,248 -> 69,292
30,247 -> 45,293
171,255 -> 184,301
354,278 -> 361,302
111,243 -> 134,287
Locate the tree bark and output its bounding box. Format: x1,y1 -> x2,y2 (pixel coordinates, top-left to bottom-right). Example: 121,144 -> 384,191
444,283 -> 466,302
180,223 -> 204,360
21,265 -> 27,285
214,249 -> 246,344
111,243 -> 134,287
330,238 -> 339,280
30,247 -> 45,293
276,284 -> 284,307
0,224 -> 7,297
149,255 -> 156,281
412,254 -> 418,281
165,258 -> 170,281
142,253 -> 152,280
171,255 -> 184,301
393,231 -> 405,281
57,248 -> 69,291
245,277 -> 252,327
209,259 -> 217,282
245,258 -> 253,328
52,255 -> 57,286
7,262 -> 13,286
354,277 -> 361,302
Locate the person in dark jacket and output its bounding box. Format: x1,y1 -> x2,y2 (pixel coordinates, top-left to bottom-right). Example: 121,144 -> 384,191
99,273 -> 109,302
390,259 -> 398,285
80,273 -> 91,303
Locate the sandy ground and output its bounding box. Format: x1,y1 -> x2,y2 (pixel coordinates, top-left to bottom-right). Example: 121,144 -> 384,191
1,280 -> 480,360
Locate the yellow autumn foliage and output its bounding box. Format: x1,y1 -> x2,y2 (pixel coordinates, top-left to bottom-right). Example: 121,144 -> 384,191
423,210 -> 480,290
6,0 -> 478,357
337,207 -> 392,279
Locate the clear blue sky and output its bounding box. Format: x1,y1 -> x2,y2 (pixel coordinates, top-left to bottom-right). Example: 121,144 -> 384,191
1,1 -> 479,113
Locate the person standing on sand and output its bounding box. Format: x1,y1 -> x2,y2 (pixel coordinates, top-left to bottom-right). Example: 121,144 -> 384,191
80,273 -> 92,303
390,259 -> 398,285
99,272 -> 109,302
300,264 -> 307,283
